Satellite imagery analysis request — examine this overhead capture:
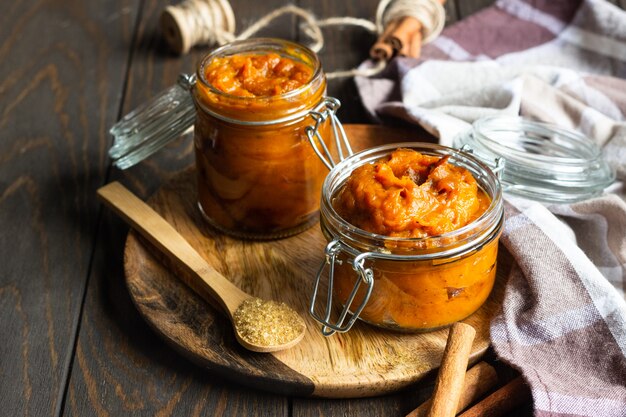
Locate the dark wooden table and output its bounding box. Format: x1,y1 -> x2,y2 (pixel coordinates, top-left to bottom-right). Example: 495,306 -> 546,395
3,0 -> 625,416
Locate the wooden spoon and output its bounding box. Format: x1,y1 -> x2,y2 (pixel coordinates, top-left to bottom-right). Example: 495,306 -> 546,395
97,181 -> 306,353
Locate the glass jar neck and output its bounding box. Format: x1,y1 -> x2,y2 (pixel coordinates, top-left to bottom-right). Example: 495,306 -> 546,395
193,38 -> 326,124
320,143 -> 504,260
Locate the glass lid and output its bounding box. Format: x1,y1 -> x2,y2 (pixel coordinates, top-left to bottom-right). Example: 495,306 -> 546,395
453,116 -> 615,203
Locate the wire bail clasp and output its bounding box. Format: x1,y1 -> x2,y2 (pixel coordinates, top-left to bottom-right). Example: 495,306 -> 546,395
305,97 -> 353,170
459,144 -> 506,180
108,73 -> 197,169
309,240 -> 375,336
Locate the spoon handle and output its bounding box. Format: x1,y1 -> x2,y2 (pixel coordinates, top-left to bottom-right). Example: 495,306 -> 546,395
97,181 -> 248,315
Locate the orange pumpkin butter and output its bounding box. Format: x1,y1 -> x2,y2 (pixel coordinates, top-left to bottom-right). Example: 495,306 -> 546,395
333,148 -> 491,238
331,148 -> 498,330
193,44 -> 331,238
203,53 -> 313,97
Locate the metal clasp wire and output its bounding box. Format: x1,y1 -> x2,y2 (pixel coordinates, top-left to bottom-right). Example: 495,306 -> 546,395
459,144 -> 506,180
309,240 -> 375,336
305,97 -> 353,170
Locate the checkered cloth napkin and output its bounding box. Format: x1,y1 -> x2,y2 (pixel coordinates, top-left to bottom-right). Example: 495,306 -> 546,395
356,0 -> 626,415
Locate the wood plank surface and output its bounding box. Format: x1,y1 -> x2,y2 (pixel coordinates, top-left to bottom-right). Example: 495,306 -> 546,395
119,124 -> 507,398
301,0 -> 379,123
454,0 -> 494,20
57,1 -> 512,416
6,0 -> 622,416
0,0 -> 138,415
61,0 -> 296,415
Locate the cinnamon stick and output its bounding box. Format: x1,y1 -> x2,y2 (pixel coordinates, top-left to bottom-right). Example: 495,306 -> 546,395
370,0 -> 448,60
390,17 -> 423,57
369,17 -> 422,60
406,361 -> 498,417
408,30 -> 424,60
426,322 -> 476,417
370,19 -> 400,61
458,376 -> 531,417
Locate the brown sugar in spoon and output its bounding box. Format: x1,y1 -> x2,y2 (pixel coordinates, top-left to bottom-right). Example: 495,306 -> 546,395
97,182 -> 306,353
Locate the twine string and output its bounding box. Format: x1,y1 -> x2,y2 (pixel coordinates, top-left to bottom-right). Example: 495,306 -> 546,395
174,0 -> 236,46
167,0 -> 445,78
237,5 -> 324,52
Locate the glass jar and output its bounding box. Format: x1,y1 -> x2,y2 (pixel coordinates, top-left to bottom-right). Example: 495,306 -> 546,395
310,143 -> 504,334
192,38 -> 339,239
108,38 -> 348,239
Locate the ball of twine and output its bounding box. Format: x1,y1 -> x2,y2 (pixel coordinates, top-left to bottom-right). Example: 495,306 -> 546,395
161,0 -> 235,54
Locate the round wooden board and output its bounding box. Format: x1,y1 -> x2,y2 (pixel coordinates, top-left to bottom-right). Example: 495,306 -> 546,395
124,124 -> 510,398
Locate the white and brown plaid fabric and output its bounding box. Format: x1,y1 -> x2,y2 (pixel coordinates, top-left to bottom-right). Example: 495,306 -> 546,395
357,0 -> 626,415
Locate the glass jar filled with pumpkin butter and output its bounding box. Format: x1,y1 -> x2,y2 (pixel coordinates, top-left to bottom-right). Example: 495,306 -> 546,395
310,143 -> 504,334
192,38 -> 336,239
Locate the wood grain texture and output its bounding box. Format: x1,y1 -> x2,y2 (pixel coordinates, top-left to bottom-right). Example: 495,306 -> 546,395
9,0 -> 615,415
293,394 -> 409,417
455,0 -> 495,20
61,0 -> 296,416
60,0 -> 531,415
292,350 -> 439,417
120,125 -> 509,398
443,0 -> 459,24
0,0 -> 138,415
300,0 -> 380,123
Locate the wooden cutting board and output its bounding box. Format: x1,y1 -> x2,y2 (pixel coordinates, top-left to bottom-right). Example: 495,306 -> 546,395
124,124 -> 510,398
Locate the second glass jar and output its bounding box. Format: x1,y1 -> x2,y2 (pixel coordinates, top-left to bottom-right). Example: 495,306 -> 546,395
310,143 -> 504,334
192,38 -> 333,239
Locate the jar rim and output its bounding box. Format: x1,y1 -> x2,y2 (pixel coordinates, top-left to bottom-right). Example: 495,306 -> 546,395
196,38 -> 323,102
320,142 -> 504,258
